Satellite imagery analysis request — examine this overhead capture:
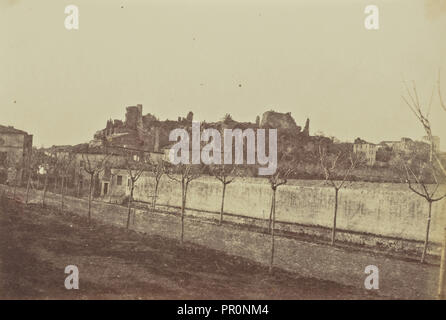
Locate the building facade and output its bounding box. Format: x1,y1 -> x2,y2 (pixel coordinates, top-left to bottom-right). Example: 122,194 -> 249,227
0,125 -> 33,183
353,138 -> 380,166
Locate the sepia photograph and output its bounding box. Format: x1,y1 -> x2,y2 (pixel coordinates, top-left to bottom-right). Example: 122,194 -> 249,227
1,0 -> 446,307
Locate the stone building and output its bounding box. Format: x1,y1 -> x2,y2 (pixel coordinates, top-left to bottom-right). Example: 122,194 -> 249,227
353,138 -> 380,166
380,137 -> 430,157
0,124 -> 33,183
96,150 -> 164,203
354,137 -> 430,166
56,143 -> 164,202
422,135 -> 441,160
92,104 -> 179,152
380,138 -> 415,154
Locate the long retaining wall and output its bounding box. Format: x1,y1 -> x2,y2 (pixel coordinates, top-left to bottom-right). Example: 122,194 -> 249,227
129,175 -> 446,244
3,186 -> 441,299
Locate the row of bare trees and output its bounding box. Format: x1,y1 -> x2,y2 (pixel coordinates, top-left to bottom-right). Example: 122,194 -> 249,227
1,147 -> 112,224
117,152 -> 361,272
3,138 -> 441,271
6,142 -> 437,270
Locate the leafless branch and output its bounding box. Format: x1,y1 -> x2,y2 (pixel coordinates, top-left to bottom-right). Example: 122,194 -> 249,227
439,69 -> 446,112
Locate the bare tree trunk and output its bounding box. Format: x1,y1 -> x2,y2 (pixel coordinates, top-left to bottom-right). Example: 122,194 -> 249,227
60,176 -> 65,212
268,192 -> 274,231
180,182 -> 188,244
1,188 -> 6,208
92,174 -> 96,198
13,177 -> 17,199
88,174 -> 93,225
438,227 -> 446,299
109,176 -> 113,204
219,183 -> 226,225
25,170 -> 31,204
152,179 -> 160,211
42,175 -> 48,207
76,176 -> 81,198
269,189 -> 276,273
421,201 -> 433,263
132,207 -> 136,226
331,188 -> 339,246
126,184 -> 134,230
59,175 -> 64,195
126,197 -> 131,229
53,176 -> 58,193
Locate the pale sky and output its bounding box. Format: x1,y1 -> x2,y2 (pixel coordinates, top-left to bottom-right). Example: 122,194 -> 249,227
1,0 -> 446,148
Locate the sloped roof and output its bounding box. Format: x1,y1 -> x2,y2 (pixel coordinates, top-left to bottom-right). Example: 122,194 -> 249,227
0,124 -> 28,135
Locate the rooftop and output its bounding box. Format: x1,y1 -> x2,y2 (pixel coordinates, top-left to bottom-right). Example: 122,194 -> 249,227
0,124 -> 28,135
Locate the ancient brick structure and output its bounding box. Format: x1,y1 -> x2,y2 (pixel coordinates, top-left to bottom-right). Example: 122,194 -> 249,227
91,106 -> 309,165
260,110 -> 301,131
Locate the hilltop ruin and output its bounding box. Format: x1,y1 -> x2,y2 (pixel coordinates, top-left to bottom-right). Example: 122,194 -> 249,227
91,105 -> 310,154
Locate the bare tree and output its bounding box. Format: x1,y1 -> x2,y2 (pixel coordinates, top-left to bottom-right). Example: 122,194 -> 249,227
267,166 -> 293,273
42,150 -> 63,207
108,171 -> 117,203
435,71 -> 446,298
209,164 -> 238,225
40,157 -> 52,207
149,159 -> 166,211
59,153 -> 75,212
124,153 -> 148,230
166,164 -> 202,244
439,71 -> 446,114
4,154 -> 21,199
76,171 -> 83,198
39,152 -> 56,207
402,73 -> 446,264
402,73 -> 446,177
51,153 -> 66,195
53,169 -> 59,194
81,152 -> 110,225
25,148 -> 41,205
318,145 -> 361,245
398,157 -> 446,263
